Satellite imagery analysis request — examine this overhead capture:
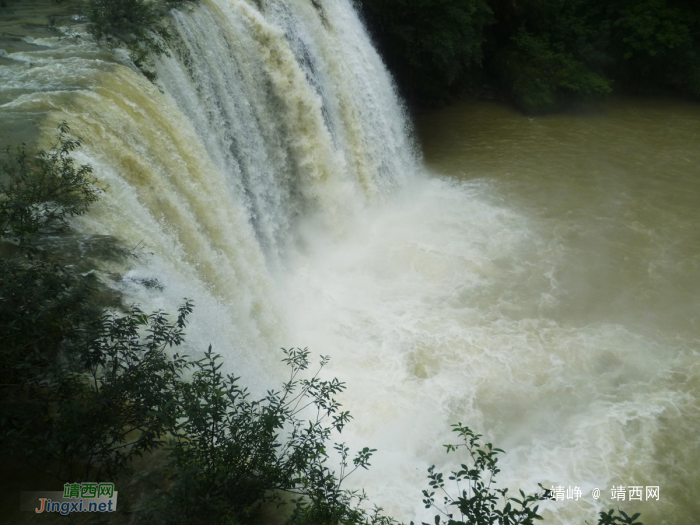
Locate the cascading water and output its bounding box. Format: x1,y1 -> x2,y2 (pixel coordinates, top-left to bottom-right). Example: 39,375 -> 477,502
2,0 -> 417,385
1,1 -> 698,524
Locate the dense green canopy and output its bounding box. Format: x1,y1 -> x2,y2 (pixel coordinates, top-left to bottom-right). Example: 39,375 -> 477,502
357,0 -> 700,112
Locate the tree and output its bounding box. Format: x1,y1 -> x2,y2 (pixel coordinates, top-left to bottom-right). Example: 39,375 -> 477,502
0,123 -> 182,481
1,124 -> 104,460
357,0 -> 700,111
1,122 -> 102,245
358,0 -> 493,104
485,0 -> 699,110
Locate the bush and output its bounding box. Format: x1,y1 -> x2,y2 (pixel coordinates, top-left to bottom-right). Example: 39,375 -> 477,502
0,257 -> 98,401
1,124 -> 103,478
1,122 -> 102,246
498,29 -> 612,114
421,424 -> 643,525
1,302 -> 193,481
421,424 -> 544,525
0,123 -> 191,481
143,347 -> 390,525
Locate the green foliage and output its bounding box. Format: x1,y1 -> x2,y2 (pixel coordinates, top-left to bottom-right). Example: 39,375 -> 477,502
86,0 -> 195,80
67,302 -> 192,479
607,0 -> 700,95
1,122 -> 102,246
144,347 -> 391,525
358,0 -> 493,104
358,0 -> 700,110
0,123 -> 184,481
597,508 -> 643,525
0,258 -> 98,394
2,302 -> 193,481
498,29 -> 612,113
598,509 -> 644,525
421,424 -> 544,525
0,126 -> 192,480
421,424 -> 643,525
613,0 -> 693,60
485,0 -> 700,110
1,124 -> 103,452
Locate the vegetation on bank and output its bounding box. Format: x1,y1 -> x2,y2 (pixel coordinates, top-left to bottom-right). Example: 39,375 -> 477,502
356,0 -> 700,112
1,126 -> 646,525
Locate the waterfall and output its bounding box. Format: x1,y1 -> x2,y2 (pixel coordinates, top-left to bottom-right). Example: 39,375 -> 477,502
2,1 -> 695,523
1,0 -> 416,386
156,0 -> 415,268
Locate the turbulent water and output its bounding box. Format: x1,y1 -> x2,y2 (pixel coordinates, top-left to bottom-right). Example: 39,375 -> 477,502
414,100 -> 700,525
1,1 -> 699,524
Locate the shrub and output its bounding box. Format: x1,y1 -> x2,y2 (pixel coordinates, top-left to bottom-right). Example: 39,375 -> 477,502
1,123 -> 103,478
1,302 -> 193,481
421,423 -> 643,525
0,123 -> 185,482
1,122 -> 102,246
0,257 -> 98,401
506,30 -> 612,113
421,424 -> 544,525
143,347 -> 390,525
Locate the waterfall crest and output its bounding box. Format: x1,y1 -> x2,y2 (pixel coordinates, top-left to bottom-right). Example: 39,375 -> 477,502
159,0 -> 417,265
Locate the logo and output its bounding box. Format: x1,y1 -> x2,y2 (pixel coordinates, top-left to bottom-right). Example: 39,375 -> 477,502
21,483 -> 118,515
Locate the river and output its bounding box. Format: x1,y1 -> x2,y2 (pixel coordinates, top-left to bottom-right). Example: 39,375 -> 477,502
409,98 -> 700,524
